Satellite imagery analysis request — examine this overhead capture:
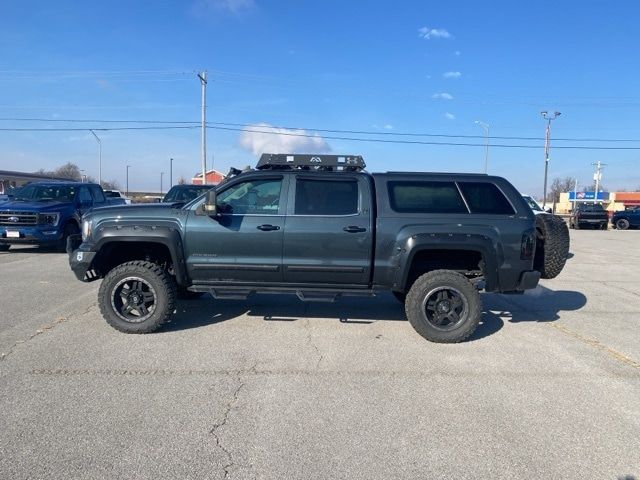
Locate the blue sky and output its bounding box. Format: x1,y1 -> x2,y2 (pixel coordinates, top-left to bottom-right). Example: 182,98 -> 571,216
1,0 -> 639,194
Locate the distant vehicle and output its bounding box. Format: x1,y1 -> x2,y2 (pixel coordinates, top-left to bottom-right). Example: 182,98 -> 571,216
569,203 -> 609,230
103,190 -> 131,205
162,184 -> 212,207
0,181 -> 112,252
522,195 -> 552,214
612,208 -> 640,230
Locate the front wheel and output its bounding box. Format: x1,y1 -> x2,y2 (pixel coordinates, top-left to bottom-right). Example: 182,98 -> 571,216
0,244 -> 10,252
57,223 -> 79,252
405,270 -> 481,343
98,260 -> 177,333
616,218 -> 630,230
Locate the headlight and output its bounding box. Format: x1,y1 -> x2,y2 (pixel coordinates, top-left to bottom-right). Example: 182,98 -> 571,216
37,212 -> 60,225
82,219 -> 92,241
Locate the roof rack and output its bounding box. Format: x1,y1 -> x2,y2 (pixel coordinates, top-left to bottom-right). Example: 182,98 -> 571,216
256,154 -> 366,172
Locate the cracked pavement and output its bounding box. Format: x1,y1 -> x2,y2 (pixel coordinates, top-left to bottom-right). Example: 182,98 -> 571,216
1,232 -> 640,479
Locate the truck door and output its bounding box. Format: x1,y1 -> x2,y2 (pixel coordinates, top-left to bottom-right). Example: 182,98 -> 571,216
283,175 -> 373,285
184,175 -> 287,283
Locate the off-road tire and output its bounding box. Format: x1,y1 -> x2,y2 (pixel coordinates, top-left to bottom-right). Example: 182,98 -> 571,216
57,222 -> 79,253
534,214 -> 570,279
405,270 -> 481,343
0,244 -> 10,252
615,218 -> 630,230
98,260 -> 177,333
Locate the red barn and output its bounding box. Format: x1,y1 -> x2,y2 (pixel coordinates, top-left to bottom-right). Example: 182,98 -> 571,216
191,169 -> 225,185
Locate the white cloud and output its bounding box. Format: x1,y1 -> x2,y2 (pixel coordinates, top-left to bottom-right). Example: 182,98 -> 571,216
454,50 -> 461,56
432,92 -> 454,100
418,27 -> 452,40
239,123 -> 331,156
192,0 -> 255,16
384,124 -> 394,130
444,112 -> 456,120
443,71 -> 461,79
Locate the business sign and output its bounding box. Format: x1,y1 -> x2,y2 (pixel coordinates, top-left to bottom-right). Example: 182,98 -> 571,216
568,191 -> 609,201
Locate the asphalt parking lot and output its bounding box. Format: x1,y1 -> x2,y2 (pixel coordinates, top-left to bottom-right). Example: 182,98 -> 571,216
1,230 -> 639,480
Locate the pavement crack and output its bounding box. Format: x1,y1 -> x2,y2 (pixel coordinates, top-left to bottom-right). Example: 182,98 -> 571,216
209,362 -> 257,479
305,318 -> 323,370
0,303 -> 94,362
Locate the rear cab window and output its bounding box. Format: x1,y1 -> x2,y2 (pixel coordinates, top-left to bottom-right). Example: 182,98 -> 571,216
387,179 -> 515,215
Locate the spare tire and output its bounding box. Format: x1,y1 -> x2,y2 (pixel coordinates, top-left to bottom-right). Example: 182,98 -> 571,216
533,214 -> 570,279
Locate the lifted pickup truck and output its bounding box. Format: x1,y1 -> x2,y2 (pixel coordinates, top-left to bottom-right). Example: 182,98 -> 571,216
0,181 -> 118,252
68,154 -> 569,343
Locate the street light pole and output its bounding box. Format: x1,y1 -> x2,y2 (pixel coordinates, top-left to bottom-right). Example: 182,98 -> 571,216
197,71 -> 208,185
126,165 -> 131,196
540,111 -> 561,209
89,130 -> 102,186
160,172 -> 165,195
474,121 -> 490,173
169,158 -> 173,188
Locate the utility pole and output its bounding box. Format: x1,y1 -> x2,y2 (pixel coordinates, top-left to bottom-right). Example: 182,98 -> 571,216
126,165 -> 131,196
592,161 -> 606,201
573,178 -> 578,212
89,130 -> 102,186
169,158 -> 173,187
160,171 -> 165,195
474,121 -> 490,173
540,111 -> 561,209
197,71 -> 208,185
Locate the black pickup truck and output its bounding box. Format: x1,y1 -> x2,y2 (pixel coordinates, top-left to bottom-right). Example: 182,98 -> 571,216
569,203 -> 609,230
68,154 -> 569,343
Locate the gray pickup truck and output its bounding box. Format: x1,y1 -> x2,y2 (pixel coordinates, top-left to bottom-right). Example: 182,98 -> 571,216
68,154 -> 569,343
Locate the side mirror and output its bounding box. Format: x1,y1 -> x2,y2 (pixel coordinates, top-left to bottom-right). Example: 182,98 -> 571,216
204,189 -> 217,216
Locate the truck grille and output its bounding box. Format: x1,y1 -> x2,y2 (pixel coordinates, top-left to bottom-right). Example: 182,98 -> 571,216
0,211 -> 38,226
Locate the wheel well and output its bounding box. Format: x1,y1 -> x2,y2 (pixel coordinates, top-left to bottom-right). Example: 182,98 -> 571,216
404,249 -> 483,291
95,241 -> 173,276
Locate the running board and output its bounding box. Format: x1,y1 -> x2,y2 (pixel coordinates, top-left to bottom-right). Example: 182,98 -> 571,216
188,285 -> 377,302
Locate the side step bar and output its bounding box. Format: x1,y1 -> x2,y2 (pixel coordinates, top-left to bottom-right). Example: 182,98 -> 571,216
188,286 -> 377,302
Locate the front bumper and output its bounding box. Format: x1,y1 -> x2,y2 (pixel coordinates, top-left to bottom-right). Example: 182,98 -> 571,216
0,225 -> 62,244
67,234 -> 99,282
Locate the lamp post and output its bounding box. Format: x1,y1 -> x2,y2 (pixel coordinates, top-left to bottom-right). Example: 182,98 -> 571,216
474,120 -> 490,173
160,171 -> 165,195
541,111 -> 561,209
89,130 -> 102,186
169,158 -> 173,187
126,165 -> 131,196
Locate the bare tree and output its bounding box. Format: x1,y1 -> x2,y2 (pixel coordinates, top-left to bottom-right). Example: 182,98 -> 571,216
53,163 -> 82,181
547,176 -> 575,203
101,179 -> 120,190
177,176 -> 187,185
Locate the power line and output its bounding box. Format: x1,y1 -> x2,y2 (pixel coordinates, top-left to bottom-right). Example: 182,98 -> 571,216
3,117 -> 640,143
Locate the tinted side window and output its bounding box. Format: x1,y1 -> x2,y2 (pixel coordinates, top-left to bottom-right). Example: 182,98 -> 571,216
294,179 -> 359,215
458,182 -> 515,215
78,187 -> 93,204
388,181 -> 468,214
90,186 -> 106,203
217,179 -> 282,215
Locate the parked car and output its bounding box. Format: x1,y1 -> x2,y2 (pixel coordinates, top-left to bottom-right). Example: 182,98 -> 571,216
612,208 -> 640,230
162,184 -> 213,207
569,203 -> 609,230
103,190 -> 131,205
0,181 -> 112,252
68,153 -> 569,343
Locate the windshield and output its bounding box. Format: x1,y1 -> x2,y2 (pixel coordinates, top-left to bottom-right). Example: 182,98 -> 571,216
163,186 -> 211,203
522,195 -> 543,212
578,204 -> 605,211
13,185 -> 77,202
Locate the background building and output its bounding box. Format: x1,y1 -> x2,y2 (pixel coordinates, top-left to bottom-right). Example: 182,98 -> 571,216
556,191 -> 640,214
191,169 -> 225,185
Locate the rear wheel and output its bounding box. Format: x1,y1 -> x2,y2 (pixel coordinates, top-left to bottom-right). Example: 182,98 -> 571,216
616,218 -> 630,230
98,260 -> 177,333
600,222 -> 608,230
405,270 -> 481,343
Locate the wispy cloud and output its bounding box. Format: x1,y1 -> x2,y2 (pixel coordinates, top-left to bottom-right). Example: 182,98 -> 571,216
454,50 -> 461,56
443,71 -> 461,79
192,0 -> 256,17
432,92 -> 454,100
418,27 -> 452,40
239,123 -> 331,156
444,112 -> 456,120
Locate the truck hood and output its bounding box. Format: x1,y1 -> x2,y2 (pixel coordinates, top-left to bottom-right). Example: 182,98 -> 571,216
0,199 -> 72,212
88,203 -> 178,220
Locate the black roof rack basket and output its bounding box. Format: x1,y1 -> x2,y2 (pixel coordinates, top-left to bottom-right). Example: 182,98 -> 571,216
256,154 -> 366,172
